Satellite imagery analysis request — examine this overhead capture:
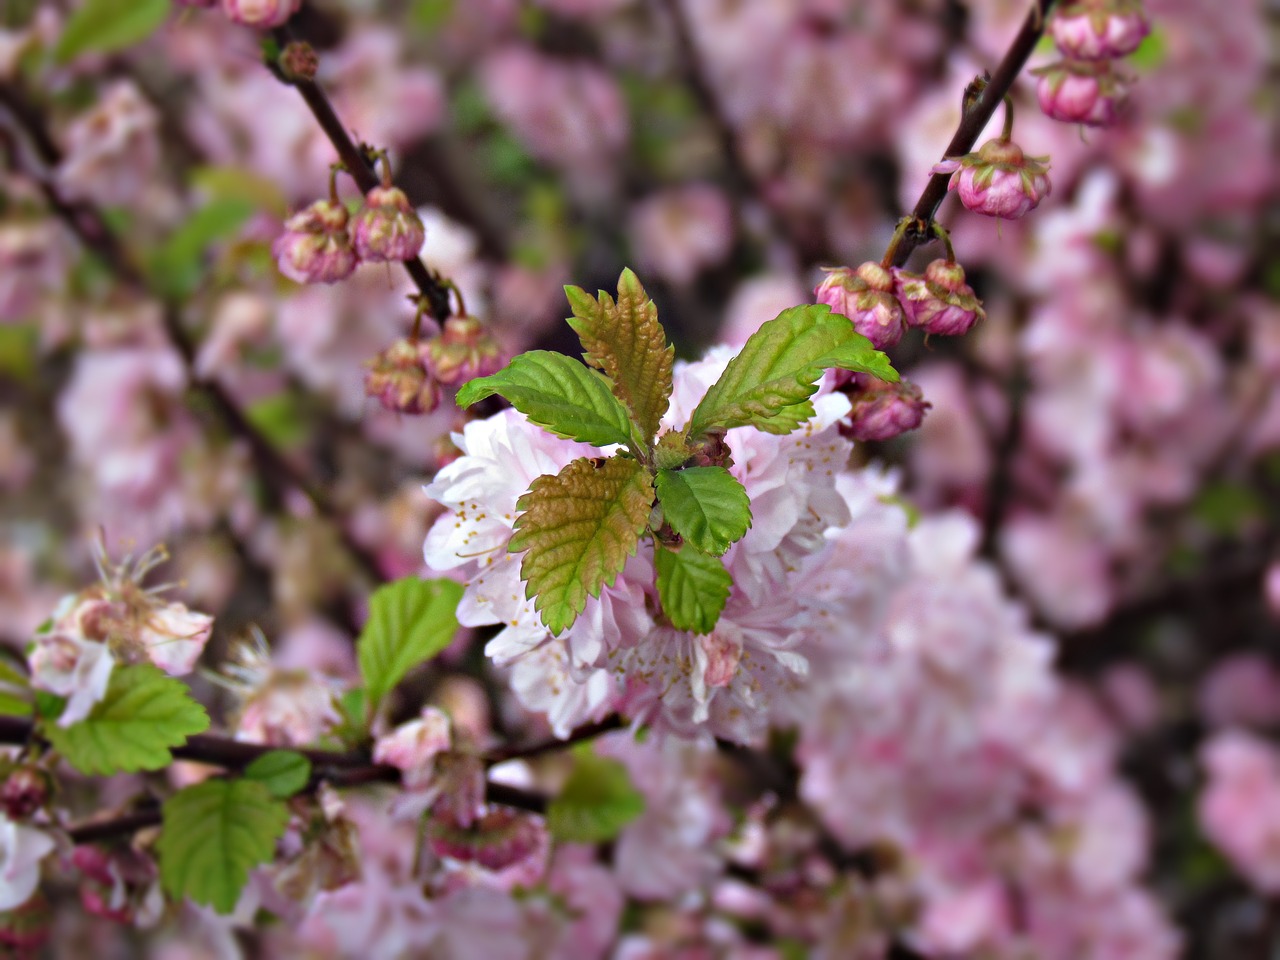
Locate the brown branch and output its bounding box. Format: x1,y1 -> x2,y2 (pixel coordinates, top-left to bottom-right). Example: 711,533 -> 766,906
0,714 -> 548,843
483,714 -> 625,764
0,81 -> 383,585
268,26 -> 455,323
889,0 -> 1057,266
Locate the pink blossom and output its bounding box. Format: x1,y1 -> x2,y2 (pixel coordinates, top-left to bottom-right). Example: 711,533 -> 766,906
423,316 -> 505,389
1036,60 -> 1127,127
814,262 -> 906,349
1199,730 -> 1280,892
1050,0 -> 1150,60
937,137 -> 1052,220
893,259 -> 986,336
220,0 -> 300,28
55,81 -> 159,207
629,185 -> 734,287
839,372 -> 930,442
29,625 -> 114,727
1198,654 -> 1280,729
373,707 -> 452,792
273,199 -> 359,285
351,186 -> 426,263
0,817 -> 55,911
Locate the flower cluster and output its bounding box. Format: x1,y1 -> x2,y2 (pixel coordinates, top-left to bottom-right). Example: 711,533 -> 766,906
1036,0 -> 1151,126
274,181 -> 425,287
29,544 -> 213,725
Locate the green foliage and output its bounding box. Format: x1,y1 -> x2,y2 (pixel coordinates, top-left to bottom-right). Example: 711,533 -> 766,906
191,166 -> 288,218
687,304 -> 897,438
456,351 -> 635,448
654,545 -> 733,635
357,578 -> 464,717
478,274 -> 900,638
244,750 -> 311,799
510,456 -> 654,635
54,0 -> 170,62
158,778 -> 289,914
147,198 -> 257,298
44,665 -> 209,776
565,269 -> 674,442
546,744 -> 645,843
0,659 -> 30,716
654,467 -> 751,557
245,392 -> 308,450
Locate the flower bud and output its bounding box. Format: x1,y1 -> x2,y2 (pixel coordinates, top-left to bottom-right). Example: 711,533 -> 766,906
1035,60 -> 1128,127
423,316 -> 505,387
0,769 -> 50,822
364,339 -> 441,415
351,186 -> 426,263
839,373 -> 930,442
893,260 -> 986,337
1050,0 -> 1150,60
221,0 -> 300,28
278,41 -> 318,82
815,262 -> 907,349
274,199 -> 358,285
935,138 -> 1051,220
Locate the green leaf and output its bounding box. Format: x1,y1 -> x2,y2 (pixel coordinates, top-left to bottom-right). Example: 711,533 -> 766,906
655,545 -> 732,635
546,744 -> 645,843
654,467 -> 751,556
244,750 -> 312,799
456,351 -> 635,448
565,268 -> 673,443
357,578 -> 464,716
686,304 -> 898,438
44,665 -> 209,776
158,778 -> 289,914
147,198 -> 256,298
0,693 -> 31,718
245,392 -> 307,449
509,456 -> 654,635
191,166 -> 288,218
54,0 -> 170,62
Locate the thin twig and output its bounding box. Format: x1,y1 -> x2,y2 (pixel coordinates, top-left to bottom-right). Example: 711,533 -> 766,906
0,82 -> 383,585
268,25 -> 454,322
483,715 -> 625,764
889,0 -> 1057,266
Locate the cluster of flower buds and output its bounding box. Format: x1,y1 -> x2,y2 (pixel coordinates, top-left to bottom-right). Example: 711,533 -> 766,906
364,315 -> 504,416
816,256 -> 985,349
273,158 -> 426,286
934,136 -> 1053,221
1035,0 -> 1150,126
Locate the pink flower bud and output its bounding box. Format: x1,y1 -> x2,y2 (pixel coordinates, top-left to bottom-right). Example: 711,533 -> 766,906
1035,60 -> 1128,127
936,138 -> 1052,220
351,186 -> 426,263
0,769 -> 50,821
893,260 -> 986,337
220,0 -> 300,28
363,339 -> 441,415
815,261 -> 906,349
1050,0 -> 1150,60
839,372 -> 930,442
273,199 -> 358,285
423,316 -> 505,388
